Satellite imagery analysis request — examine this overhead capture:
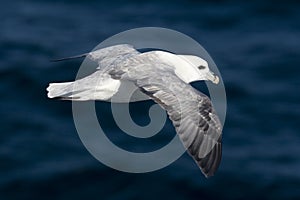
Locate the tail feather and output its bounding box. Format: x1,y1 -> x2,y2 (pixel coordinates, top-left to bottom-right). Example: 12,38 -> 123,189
47,76 -> 121,101
46,82 -> 114,101
47,82 -> 74,99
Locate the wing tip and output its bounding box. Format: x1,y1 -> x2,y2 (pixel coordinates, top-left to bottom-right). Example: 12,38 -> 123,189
198,142 -> 222,178
50,53 -> 88,62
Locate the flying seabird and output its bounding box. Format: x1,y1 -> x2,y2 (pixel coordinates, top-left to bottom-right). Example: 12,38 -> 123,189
47,44 -> 223,177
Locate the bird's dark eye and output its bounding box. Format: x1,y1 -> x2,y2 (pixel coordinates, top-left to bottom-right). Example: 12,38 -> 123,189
198,65 -> 205,69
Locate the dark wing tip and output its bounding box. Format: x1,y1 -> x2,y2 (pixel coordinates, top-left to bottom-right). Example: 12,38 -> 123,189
197,141 -> 222,178
50,53 -> 88,62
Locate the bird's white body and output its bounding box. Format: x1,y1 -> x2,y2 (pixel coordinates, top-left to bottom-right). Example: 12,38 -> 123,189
47,50 -> 215,102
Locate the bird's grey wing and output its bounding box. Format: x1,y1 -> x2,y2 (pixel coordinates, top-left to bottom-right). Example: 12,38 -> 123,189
110,64 -> 223,177
87,44 -> 140,70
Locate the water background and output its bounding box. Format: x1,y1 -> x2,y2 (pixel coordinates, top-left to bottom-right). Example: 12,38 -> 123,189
1,0 -> 300,199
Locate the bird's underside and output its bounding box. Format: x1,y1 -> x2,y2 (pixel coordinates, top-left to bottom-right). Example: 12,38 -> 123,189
47,44 -> 223,177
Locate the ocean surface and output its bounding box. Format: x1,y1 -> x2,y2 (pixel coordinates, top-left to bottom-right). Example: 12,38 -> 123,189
1,0 -> 300,199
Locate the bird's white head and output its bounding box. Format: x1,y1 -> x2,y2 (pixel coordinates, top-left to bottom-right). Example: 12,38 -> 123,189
177,55 -> 219,84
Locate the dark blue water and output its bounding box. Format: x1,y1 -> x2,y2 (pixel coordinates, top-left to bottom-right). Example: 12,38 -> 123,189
1,0 -> 300,199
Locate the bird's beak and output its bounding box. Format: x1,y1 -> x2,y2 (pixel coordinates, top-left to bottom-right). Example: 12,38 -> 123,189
206,71 -> 219,84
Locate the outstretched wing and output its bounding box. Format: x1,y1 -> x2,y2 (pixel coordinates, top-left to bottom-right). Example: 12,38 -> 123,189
88,44 -> 140,70
51,44 -> 139,71
111,64 -> 223,177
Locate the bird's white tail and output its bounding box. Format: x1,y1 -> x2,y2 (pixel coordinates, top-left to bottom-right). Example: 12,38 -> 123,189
46,79 -> 121,101
47,82 -> 74,99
